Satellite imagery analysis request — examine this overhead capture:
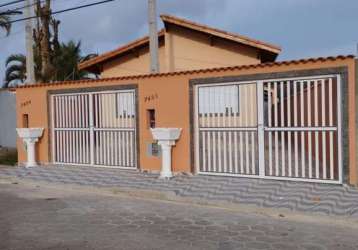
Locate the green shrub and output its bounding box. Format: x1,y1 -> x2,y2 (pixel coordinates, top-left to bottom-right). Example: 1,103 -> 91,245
0,150 -> 18,166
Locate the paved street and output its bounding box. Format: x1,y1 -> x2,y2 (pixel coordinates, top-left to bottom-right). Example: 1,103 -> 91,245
0,179 -> 358,250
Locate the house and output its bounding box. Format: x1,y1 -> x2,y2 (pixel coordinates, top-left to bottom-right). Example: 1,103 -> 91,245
78,14 -> 281,77
13,14 -> 358,186
0,89 -> 17,149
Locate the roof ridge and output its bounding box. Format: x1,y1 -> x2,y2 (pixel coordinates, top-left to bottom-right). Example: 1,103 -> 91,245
160,13 -> 281,52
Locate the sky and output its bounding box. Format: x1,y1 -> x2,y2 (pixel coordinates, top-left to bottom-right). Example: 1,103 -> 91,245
1,0 -> 358,86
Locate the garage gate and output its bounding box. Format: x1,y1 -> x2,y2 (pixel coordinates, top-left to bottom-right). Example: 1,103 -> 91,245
194,74 -> 342,183
50,89 -> 137,169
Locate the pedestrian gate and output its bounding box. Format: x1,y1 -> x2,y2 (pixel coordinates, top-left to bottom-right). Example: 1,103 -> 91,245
194,75 -> 342,183
51,90 -> 136,168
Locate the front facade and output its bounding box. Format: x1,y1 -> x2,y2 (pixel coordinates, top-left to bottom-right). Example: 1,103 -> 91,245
15,55 -> 358,185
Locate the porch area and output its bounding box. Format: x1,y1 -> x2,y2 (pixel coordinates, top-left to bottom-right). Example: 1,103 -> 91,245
1,165 -> 358,217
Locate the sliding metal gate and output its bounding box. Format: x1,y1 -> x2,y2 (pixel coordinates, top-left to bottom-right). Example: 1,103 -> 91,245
194,74 -> 342,183
51,90 -> 137,169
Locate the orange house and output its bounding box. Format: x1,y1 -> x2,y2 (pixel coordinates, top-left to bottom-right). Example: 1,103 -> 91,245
14,15 -> 358,186
78,14 -> 281,77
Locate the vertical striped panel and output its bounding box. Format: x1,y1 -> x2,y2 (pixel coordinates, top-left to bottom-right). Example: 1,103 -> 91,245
52,90 -> 136,168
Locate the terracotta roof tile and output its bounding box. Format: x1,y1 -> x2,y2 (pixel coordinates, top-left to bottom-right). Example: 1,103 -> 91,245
14,55 -> 355,90
78,29 -> 165,70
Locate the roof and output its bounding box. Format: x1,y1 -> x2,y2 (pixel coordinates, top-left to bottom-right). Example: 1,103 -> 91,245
79,14 -> 282,72
160,14 -> 281,55
78,29 -> 165,71
16,55 -> 354,90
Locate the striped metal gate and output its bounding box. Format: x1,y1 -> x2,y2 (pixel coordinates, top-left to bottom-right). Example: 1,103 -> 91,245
195,83 -> 259,176
194,74 -> 342,183
51,90 -> 137,169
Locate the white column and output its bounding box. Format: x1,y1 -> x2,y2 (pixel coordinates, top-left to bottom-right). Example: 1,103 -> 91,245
158,140 -> 175,178
17,128 -> 44,168
24,138 -> 39,167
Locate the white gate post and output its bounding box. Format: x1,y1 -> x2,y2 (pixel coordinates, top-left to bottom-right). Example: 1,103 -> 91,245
337,75 -> 343,183
194,85 -> 200,174
257,81 -> 265,177
89,93 -> 95,165
51,95 -> 56,163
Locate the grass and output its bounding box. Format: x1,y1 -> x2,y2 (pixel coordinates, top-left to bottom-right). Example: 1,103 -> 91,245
0,150 -> 18,166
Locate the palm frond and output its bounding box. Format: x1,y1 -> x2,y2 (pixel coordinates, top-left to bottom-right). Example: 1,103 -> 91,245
0,14 -> 11,35
4,54 -> 26,87
5,54 -> 26,66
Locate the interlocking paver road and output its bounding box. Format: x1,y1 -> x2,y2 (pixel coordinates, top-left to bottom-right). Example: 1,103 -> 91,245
1,165 -> 358,217
0,181 -> 358,250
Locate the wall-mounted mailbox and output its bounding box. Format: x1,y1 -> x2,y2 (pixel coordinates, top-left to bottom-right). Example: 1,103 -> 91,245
147,109 -> 156,128
22,114 -> 29,128
147,142 -> 161,157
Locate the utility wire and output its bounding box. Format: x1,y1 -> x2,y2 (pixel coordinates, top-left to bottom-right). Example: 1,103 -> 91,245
0,0 -> 93,39
3,0 -> 67,13
0,0 -> 46,15
0,0 -> 76,15
3,0 -> 44,12
0,0 -> 25,8
7,0 -> 115,24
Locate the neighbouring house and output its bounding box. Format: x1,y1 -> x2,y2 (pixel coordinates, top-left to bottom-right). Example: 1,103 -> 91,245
13,14 -> 358,186
0,89 -> 17,149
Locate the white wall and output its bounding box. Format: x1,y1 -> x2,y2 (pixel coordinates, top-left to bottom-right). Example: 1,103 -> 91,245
0,90 -> 17,148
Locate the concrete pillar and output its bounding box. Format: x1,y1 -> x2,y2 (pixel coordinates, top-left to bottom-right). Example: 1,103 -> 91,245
158,140 -> 175,178
24,138 -> 38,167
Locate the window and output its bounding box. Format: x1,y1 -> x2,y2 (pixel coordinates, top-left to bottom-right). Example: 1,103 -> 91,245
198,85 -> 240,116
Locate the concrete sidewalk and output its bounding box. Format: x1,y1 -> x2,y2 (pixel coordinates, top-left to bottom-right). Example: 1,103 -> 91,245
0,165 -> 358,217
2,181 -> 358,250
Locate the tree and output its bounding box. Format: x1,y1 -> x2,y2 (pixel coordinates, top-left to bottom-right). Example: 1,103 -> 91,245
53,41 -> 83,81
34,0 -> 54,81
52,41 -> 98,81
0,13 -> 11,35
4,41 -> 97,87
4,54 -> 27,87
0,10 -> 21,35
3,0 -> 97,87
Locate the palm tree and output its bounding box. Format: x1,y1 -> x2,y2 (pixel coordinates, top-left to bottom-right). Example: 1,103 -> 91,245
4,54 -> 27,87
53,41 -> 87,81
0,13 -> 11,35
0,10 -> 21,35
52,40 -> 98,81
4,40 -> 97,87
